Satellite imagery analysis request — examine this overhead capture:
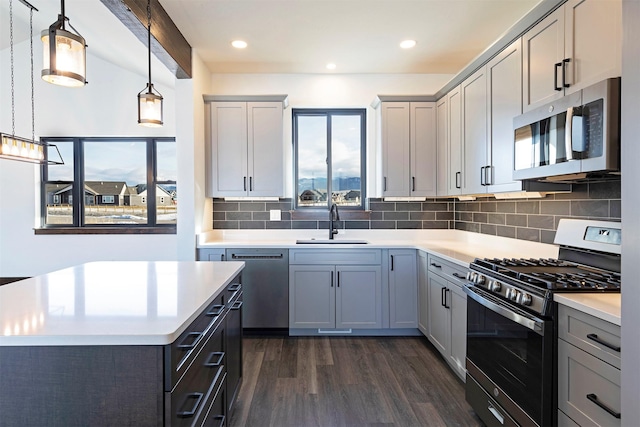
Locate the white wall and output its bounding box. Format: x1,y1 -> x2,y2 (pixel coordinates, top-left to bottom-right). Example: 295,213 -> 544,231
209,73 -> 453,198
176,50 -> 212,258
0,37 -> 180,277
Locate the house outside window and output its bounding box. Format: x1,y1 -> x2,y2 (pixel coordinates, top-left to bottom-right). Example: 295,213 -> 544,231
41,137 -> 176,230
293,108 -> 366,210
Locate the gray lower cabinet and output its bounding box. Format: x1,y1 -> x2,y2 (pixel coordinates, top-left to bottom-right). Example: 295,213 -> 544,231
289,264 -> 383,329
557,305 -> 621,427
198,248 -> 226,261
417,251 -> 429,335
289,249 -> 383,331
426,254 -> 467,381
388,249 -> 418,328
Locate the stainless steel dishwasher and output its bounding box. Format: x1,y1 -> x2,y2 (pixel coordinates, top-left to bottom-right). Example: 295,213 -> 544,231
225,248 -> 289,331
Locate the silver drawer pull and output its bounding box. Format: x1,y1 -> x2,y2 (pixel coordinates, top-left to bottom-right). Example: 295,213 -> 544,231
487,403 -> 504,425
586,333 -> 620,352
230,301 -> 243,310
206,304 -> 225,317
176,392 -> 204,418
176,332 -> 201,350
204,351 -> 225,367
586,393 -> 621,419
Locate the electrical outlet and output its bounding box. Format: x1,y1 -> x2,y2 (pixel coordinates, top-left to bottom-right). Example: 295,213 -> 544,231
269,209 -> 281,221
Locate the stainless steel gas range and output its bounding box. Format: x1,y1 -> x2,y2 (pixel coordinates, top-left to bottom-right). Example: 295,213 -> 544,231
463,219 -> 621,427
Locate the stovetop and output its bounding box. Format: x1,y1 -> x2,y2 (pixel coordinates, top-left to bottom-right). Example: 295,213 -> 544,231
472,258 -> 621,292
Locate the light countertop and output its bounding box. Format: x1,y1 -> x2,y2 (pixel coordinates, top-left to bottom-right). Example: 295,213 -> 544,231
0,261 -> 244,347
554,293 -> 621,326
197,229 -> 560,267
198,229 -> 622,324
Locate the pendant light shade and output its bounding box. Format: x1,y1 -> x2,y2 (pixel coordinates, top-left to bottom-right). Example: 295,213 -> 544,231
138,0 -> 163,127
41,0 -> 86,87
138,83 -> 163,127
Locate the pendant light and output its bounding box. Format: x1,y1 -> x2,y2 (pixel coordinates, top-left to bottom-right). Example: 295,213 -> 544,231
41,0 -> 87,87
1,0 -> 63,165
138,0 -> 163,127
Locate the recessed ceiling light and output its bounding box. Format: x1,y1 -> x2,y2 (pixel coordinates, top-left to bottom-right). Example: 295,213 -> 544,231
231,40 -> 248,49
400,40 -> 417,49
326,63 -> 336,70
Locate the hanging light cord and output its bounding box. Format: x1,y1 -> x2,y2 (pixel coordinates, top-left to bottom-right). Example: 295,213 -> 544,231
9,0 -> 15,138
147,0 -> 152,87
30,7 -> 35,144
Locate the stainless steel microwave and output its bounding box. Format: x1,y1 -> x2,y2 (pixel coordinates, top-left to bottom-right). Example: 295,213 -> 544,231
513,78 -> 620,181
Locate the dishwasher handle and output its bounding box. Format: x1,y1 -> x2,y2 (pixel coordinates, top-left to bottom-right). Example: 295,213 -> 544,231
230,254 -> 285,260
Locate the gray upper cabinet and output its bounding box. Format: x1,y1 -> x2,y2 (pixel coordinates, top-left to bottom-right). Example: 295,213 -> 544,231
207,100 -> 284,197
523,0 -> 622,112
388,249 -> 418,328
435,97 -> 449,196
461,67 -> 489,195
447,86 -> 463,196
486,39 -> 524,193
380,102 -> 436,197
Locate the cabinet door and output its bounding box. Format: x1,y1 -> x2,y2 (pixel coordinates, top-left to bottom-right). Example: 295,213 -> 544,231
436,97 -> 449,196
427,273 -> 449,354
197,248 -> 226,261
447,86 -> 463,195
417,251 -> 429,336
209,102 -> 248,196
487,39 -> 523,193
462,67 -> 489,195
336,265 -> 382,329
289,265 -> 335,328
247,102 -> 284,197
522,7 -> 565,111
448,283 -> 467,381
410,102 -> 437,197
381,102 -> 411,196
388,250 -> 418,328
564,0 -> 622,93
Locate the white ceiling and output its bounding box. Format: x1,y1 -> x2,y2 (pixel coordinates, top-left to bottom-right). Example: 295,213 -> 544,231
2,0 -> 541,80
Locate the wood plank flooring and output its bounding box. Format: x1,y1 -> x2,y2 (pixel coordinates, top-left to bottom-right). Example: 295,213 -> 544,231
229,335 -> 483,427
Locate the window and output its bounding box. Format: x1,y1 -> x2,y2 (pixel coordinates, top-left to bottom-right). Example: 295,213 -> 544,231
293,109 -> 366,209
41,137 -> 176,230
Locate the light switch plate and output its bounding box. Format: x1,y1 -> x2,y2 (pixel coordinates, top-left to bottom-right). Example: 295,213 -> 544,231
269,209 -> 281,221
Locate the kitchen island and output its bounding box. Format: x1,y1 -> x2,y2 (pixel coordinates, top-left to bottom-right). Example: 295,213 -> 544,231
0,261 -> 244,427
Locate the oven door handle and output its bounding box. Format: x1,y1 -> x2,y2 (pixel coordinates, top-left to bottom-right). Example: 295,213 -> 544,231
463,285 -> 545,336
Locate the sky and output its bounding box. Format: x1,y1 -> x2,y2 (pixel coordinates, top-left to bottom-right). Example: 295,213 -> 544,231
46,139 -> 176,185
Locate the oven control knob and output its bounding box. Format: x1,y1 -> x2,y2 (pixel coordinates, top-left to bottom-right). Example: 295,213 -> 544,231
466,271 -> 475,281
488,280 -> 502,292
474,275 -> 486,285
507,288 -> 520,301
517,293 -> 532,306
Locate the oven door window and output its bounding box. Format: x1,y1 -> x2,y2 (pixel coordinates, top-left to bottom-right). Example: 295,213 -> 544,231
467,296 -> 546,423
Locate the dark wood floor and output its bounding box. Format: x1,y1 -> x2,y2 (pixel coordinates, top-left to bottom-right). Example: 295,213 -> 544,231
229,335 -> 484,427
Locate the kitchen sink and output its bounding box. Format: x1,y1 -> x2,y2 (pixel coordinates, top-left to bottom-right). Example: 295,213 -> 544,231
295,239 -> 369,244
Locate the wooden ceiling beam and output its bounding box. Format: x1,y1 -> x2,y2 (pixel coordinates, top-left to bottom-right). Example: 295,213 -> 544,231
100,0 -> 192,79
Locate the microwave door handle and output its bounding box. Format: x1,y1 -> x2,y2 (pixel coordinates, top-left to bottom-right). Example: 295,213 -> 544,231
565,107 -> 575,161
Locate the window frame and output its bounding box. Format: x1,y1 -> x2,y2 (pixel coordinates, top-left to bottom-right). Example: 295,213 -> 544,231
39,136 -> 176,232
292,108 -> 367,210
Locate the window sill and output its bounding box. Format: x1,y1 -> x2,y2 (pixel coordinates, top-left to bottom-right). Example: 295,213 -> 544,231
34,227 -> 176,235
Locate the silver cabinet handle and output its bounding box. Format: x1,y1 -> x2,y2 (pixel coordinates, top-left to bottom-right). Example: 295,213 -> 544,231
487,403 -> 505,425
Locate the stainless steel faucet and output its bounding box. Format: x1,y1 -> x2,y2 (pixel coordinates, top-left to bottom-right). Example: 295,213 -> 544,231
329,203 -> 340,239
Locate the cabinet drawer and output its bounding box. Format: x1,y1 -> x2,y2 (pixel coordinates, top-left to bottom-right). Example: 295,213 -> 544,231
427,254 -> 468,286
558,340 -> 621,427
289,249 -> 382,265
167,321 -> 227,427
558,305 -> 620,369
166,293 -> 226,390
